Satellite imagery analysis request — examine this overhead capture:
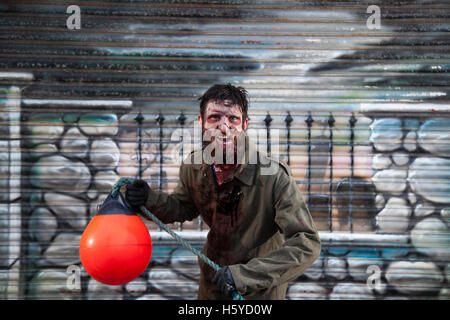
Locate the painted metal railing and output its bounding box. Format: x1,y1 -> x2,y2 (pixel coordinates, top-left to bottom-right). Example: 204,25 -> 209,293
131,110 -> 369,234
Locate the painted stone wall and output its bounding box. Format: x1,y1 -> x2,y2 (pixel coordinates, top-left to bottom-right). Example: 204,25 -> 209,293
0,88 -> 11,299
18,110 -> 450,300
367,114 -> 450,299
0,87 -> 21,299
22,111 -> 123,299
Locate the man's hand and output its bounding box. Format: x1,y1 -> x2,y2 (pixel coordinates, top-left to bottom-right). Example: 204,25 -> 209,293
125,179 -> 150,212
212,266 -> 238,299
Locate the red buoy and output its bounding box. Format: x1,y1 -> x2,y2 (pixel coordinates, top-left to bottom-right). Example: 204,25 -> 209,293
79,193 -> 152,285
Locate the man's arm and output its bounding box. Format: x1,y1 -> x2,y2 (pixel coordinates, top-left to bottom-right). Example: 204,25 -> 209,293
228,167 -> 321,296
145,163 -> 199,224
127,164 -> 199,224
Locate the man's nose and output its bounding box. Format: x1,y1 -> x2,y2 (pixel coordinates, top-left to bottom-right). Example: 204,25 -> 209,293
217,119 -> 231,132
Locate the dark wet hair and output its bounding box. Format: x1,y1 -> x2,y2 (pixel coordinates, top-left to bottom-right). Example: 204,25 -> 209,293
198,83 -> 249,121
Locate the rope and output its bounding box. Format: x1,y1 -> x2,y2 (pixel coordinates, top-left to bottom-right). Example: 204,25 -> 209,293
112,177 -> 244,301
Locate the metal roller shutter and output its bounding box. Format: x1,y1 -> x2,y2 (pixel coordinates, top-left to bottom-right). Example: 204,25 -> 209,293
0,0 -> 448,300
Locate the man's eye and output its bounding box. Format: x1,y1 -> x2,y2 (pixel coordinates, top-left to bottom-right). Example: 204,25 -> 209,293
229,116 -> 239,121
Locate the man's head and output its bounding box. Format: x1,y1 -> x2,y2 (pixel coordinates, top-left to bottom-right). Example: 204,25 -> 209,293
198,83 -> 249,128
197,84 -> 250,164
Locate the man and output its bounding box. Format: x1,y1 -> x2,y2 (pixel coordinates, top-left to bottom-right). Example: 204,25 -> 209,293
126,83 -> 321,300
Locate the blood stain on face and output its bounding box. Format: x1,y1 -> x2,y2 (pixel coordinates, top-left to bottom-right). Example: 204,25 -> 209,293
199,99 -> 248,168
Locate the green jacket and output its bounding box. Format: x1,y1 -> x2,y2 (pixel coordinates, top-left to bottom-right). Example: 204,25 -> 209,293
144,139 -> 321,300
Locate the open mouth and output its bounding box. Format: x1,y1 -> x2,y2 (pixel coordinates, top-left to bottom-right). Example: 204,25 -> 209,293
216,135 -> 234,145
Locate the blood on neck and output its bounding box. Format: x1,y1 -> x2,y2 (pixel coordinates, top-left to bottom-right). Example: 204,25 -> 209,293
213,163 -> 237,186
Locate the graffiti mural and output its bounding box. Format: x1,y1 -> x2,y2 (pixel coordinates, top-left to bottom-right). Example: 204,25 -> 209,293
0,0 -> 448,299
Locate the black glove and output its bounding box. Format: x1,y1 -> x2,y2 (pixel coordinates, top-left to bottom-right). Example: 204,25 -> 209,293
212,266 -> 238,299
125,179 -> 150,212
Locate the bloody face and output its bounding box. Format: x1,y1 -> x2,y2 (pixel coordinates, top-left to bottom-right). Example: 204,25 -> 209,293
199,99 -> 248,165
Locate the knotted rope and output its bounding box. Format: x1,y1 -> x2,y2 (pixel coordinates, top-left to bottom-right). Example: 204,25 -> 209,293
111,177 -> 244,300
